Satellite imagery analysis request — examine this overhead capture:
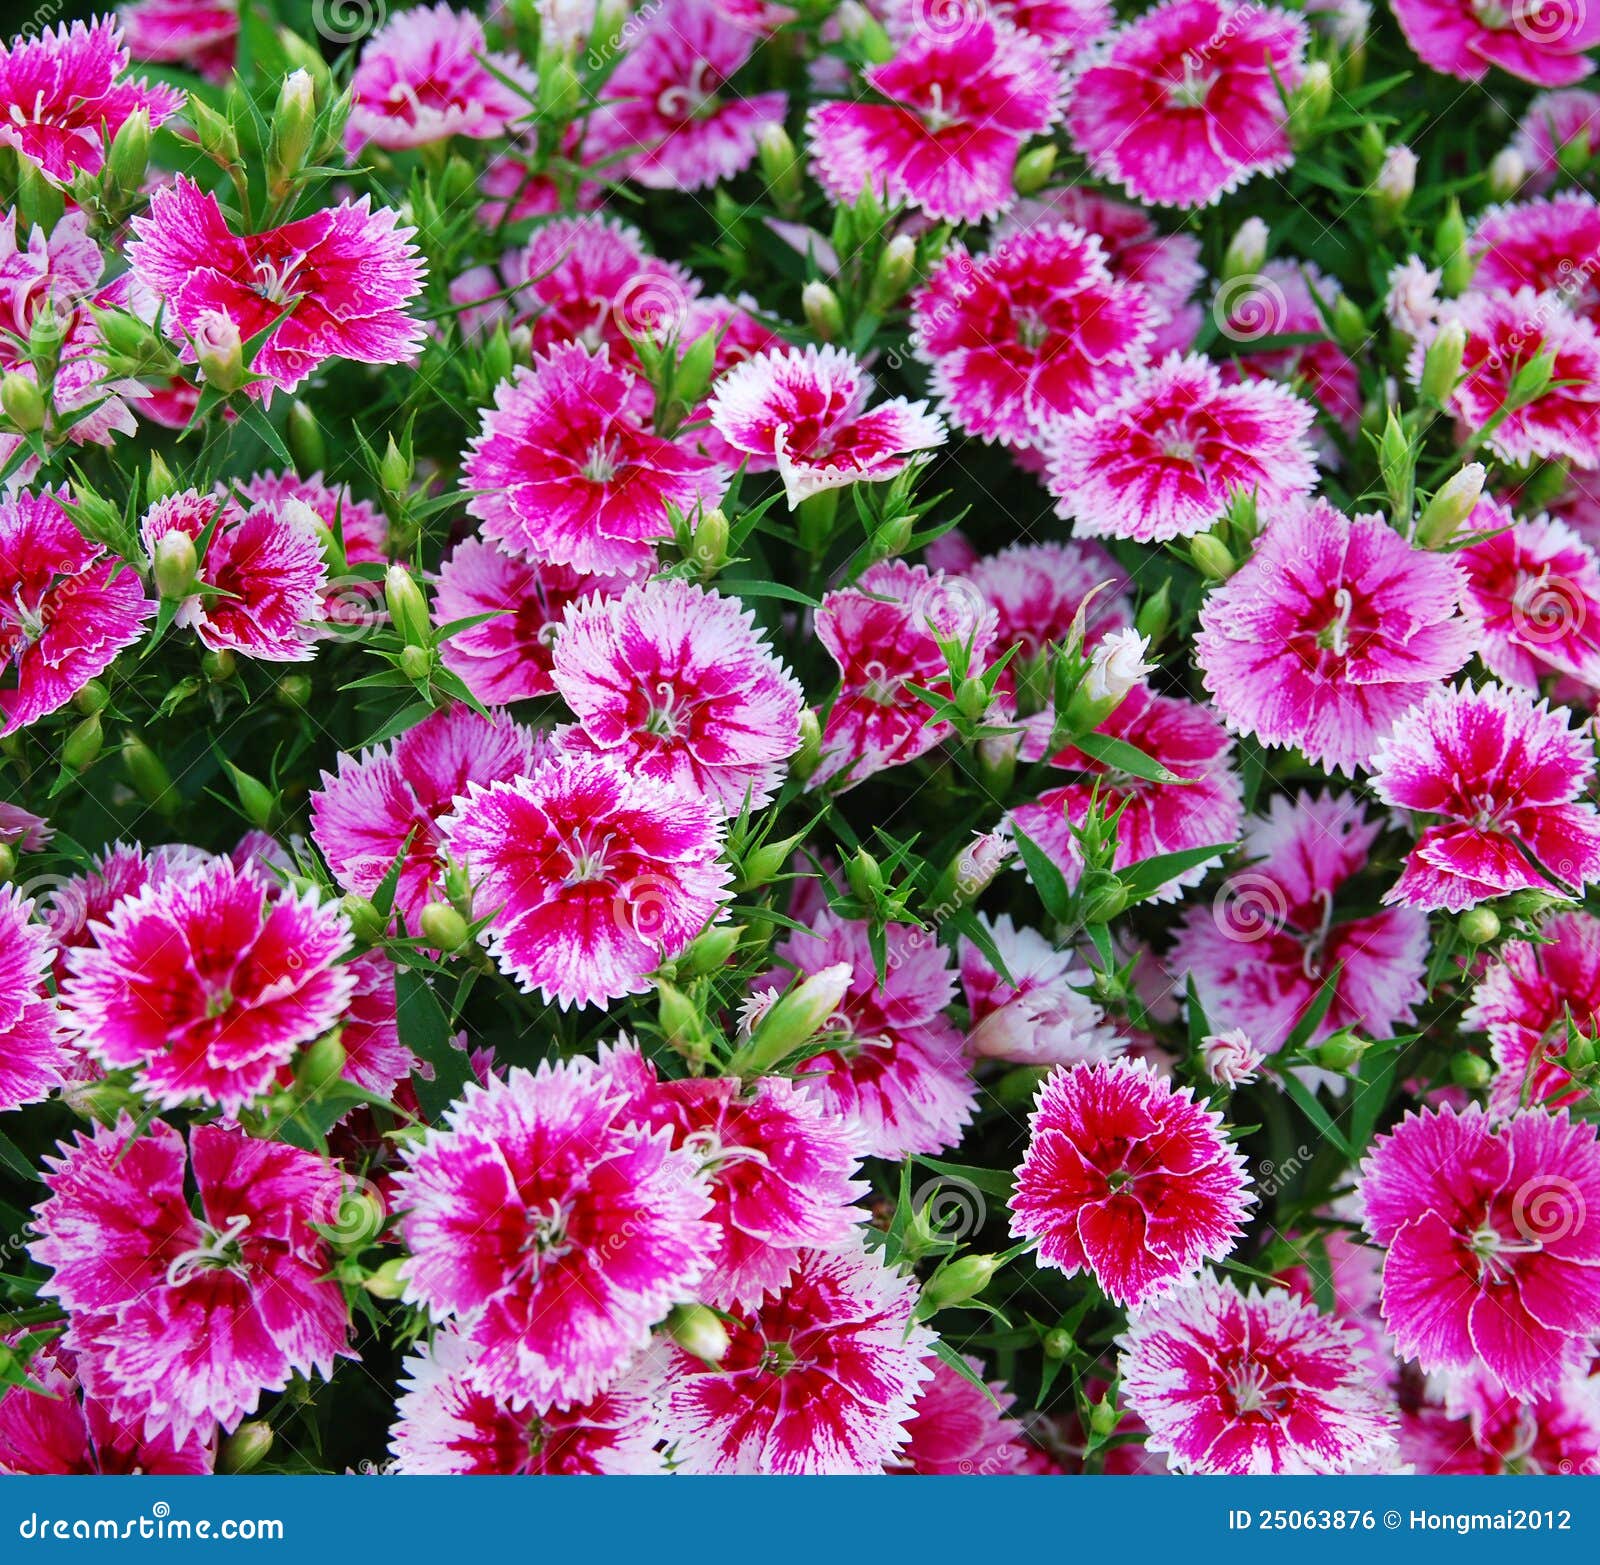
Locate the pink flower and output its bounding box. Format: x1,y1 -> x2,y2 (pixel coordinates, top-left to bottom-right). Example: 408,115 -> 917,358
1010,686 -> 1244,903
893,1355 -> 1033,1474
1169,792 -> 1428,1054
311,704 -> 540,928
0,17 -> 183,182
0,1335 -> 213,1474
1202,1028 -> 1266,1088
462,342 -> 724,578
1513,89 -> 1600,188
1117,1273 -> 1397,1474
911,224 -> 1153,448
1360,1104 -> 1600,1395
1403,1366 -> 1600,1474
1370,681 -> 1600,911
811,560 -> 997,789
388,1326 -> 664,1474
707,344 -> 946,508
1471,195 -> 1600,326
1465,910 -> 1600,1117
965,540 -> 1133,675
1386,254 -> 1443,336
1392,0 -> 1600,85
0,802 -> 52,852
807,10 -> 1060,224
42,840 -> 208,982
128,177 -> 426,397
1011,1059 -> 1253,1307
441,751 -> 732,1009
0,487 -> 152,735
959,913 -> 1124,1066
0,885 -> 66,1112
348,4 -> 536,151
984,0 -> 1113,55
140,488 -> 328,661
60,856 -> 354,1114
237,468 -> 388,565
1414,290 -> 1600,468
395,1057 -> 717,1408
1459,503 -> 1600,687
121,0 -> 238,81
1195,500 -> 1473,775
1048,353 -> 1318,542
30,1117 -> 352,1442
432,536 -> 625,706
551,577 -> 804,814
1065,0 -> 1306,208
603,1043 -> 867,1310
775,910 -> 977,1159
588,0 -> 787,189
656,1239 -> 935,1473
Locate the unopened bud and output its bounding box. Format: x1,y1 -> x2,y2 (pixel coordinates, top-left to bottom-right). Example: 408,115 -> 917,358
152,529 -> 198,599
838,0 -> 895,60
363,1256 -> 409,1300
419,901 -> 469,952
666,1303 -> 730,1363
869,234 -> 917,310
218,1422 -> 274,1475
1135,580 -> 1173,645
731,961 -> 852,1077
286,399 -> 326,475
1332,294 -> 1368,351
62,712 -> 103,770
73,678 -> 109,714
679,922 -> 743,977
1372,144 -> 1416,220
1416,462 -> 1485,548
1488,146 -> 1525,200
1420,319 -> 1467,405
193,309 -> 245,394
384,565 -> 430,649
921,1253 -> 1001,1312
378,434 -> 412,495
1450,1050 -> 1493,1089
0,371 -> 44,432
1289,60 -> 1333,141
1222,217 -> 1269,282
757,121 -> 802,207
227,762 -> 276,831
801,281 -> 844,343
268,70 -> 317,195
791,706 -> 822,781
297,1028 -> 347,1093
1088,1397 -> 1120,1441
1458,904 -> 1501,945
1012,142 -> 1056,196
105,107 -> 151,199
1189,532 -> 1237,582
1313,1028 -> 1367,1072
1077,869 -> 1127,926
341,893 -> 387,944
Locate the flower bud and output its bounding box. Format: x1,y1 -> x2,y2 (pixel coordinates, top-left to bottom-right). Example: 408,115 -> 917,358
791,706 -> 822,781
0,371 -> 44,432
838,0 -> 895,60
1488,146 -> 1525,200
152,529 -> 199,600
757,121 -> 802,208
201,648 -> 236,683
801,281 -> 845,343
954,675 -> 990,723
1135,579 -> 1173,645
1416,461 -> 1485,548
1378,407 -> 1413,518
121,734 -> 176,814
1012,142 -> 1056,195
869,234 -> 917,310
62,711 -> 103,770
731,961 -> 852,1077
1065,627 -> 1154,732
193,309 -> 245,394
1289,60 -> 1333,142
1332,294 -> 1367,351
1313,1028 -> 1367,1072
104,107 -> 150,200
341,893 -> 387,944
286,399 -> 326,475
1507,347 -> 1556,409
1419,319 -> 1466,405
1222,217 -> 1269,282
690,505 -> 729,578
1450,1050 -> 1493,1090
363,1256 -> 409,1300
678,922 -> 743,977
419,901 -> 469,952
218,1422 -> 274,1475
379,434 -> 412,495
1558,127 -> 1593,177
1371,144 -> 1416,221
296,1028 -> 347,1093
922,1253 -> 1002,1313
1088,1397 -> 1120,1441
870,511 -> 914,562
384,565 -> 430,649
0,844 -> 16,884
268,69 -> 317,196
276,672 -> 313,708
1188,531 -> 1237,582
666,1303 -> 730,1363
186,95 -> 241,166
1202,1027 -> 1266,1089
538,55 -> 582,121
1042,1327 -> 1073,1360
1077,869 -> 1127,926
227,762 -> 276,831
1458,904 -> 1501,945
1436,199 -> 1473,294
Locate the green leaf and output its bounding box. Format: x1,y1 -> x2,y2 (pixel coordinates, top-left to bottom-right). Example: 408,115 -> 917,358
1116,842 -> 1232,904
1279,1070 -> 1355,1159
1072,730 -> 1193,785
1012,825 -> 1073,924
395,966 -> 473,1122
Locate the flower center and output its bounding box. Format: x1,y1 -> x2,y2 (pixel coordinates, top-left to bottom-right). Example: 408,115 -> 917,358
522,1197 -> 575,1268
760,1340 -> 798,1376
165,1212 -> 252,1287
1471,0 -> 1511,26
1229,1361 -> 1286,1418
658,60 -> 722,121
582,437 -> 620,484
563,828 -> 614,885
1014,310 -> 1050,351
204,983 -> 236,1019
642,679 -> 680,738
1315,586 -> 1354,657
250,254 -> 306,306
1168,56 -> 1216,108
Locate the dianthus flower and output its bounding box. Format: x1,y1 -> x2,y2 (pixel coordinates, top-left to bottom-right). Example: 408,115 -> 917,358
1470,195 -> 1600,325
1392,0 -> 1600,86
0,885 -> 66,1112
892,1354 -> 1033,1474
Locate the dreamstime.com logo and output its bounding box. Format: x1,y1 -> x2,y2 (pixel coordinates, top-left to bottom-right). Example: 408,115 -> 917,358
17,1501 -> 284,1543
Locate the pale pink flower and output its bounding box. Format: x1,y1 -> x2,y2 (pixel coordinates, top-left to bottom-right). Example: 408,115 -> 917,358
1066,0 -> 1306,208
120,0 -> 238,80
1392,0 -> 1600,85
893,1355 -> 1033,1474
1370,680 -> 1600,911
965,539 -> 1133,679
1195,500 -> 1473,775
1118,1273 -> 1397,1473
1202,1028 -> 1266,1088
442,752 -> 732,1009
348,4 -> 536,151
1048,352 -> 1317,542
1386,255 -> 1443,336
656,1239 -> 935,1474
1513,89 -> 1600,188
395,1057 -> 717,1408
1404,1366 -> 1600,1474
707,344 -> 946,508
551,577 -> 804,814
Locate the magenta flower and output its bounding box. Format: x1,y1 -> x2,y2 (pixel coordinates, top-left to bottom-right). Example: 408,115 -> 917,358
775,910 -> 977,1159
1459,504 -> 1600,687
121,0 -> 238,81
1010,1059 -> 1253,1308
959,913 -> 1123,1066
462,342 -> 725,578
60,856 -> 354,1115
1392,0 -> 1600,85
1466,911 -> 1600,1117
128,177 -> 426,397
1118,1273 -> 1397,1474
588,0 -> 787,190
30,1117 -> 351,1442
656,1239 -> 935,1474
1360,1104 -> 1600,1396
348,4 -> 535,151
551,577 -> 804,814
0,886 -> 66,1113
312,704 -> 539,927
0,487 -> 152,735
441,751 -> 733,1009
1370,681 -> 1600,911
0,17 -> 183,182
1414,289 -> 1600,467
1471,195 -> 1600,326
911,225 -> 1153,449
1048,353 -> 1318,543
988,0 -> 1113,55
389,1325 -> 664,1475
1169,792 -> 1428,1055
140,488 -> 328,662
238,469 -> 389,565
395,1057 -> 718,1408
1010,686 -> 1244,903
603,1042 -> 867,1310
707,344 -> 946,508
0,1336 -> 213,1475
965,539 -> 1133,673
807,10 -> 1061,224
1195,500 -> 1473,776
894,1355 -> 1032,1475
1513,89 -> 1600,187
1065,0 -> 1306,208
811,560 -> 997,789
